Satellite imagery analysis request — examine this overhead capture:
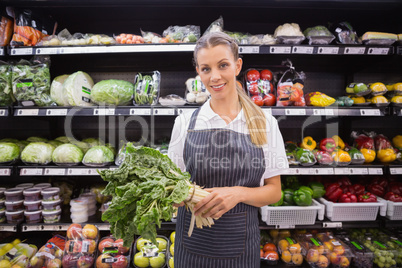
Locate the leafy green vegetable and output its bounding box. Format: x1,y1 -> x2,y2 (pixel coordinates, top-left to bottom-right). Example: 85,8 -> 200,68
21,142 -> 55,164
82,145 -> 114,165
91,79 -> 134,106
0,142 -> 20,163
99,144 -> 191,247
54,136 -> 71,144
82,138 -> 104,147
47,140 -> 63,148
52,143 -> 84,164
63,71 -> 94,107
0,61 -> 14,106
50,74 -> 70,106
11,57 -> 54,106
133,71 -> 160,105
27,136 -> 48,143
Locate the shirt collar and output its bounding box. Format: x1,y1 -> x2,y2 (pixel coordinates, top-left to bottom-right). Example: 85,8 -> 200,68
201,99 -> 246,123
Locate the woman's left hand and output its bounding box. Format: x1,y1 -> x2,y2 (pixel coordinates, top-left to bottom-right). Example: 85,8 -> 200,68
193,187 -> 242,219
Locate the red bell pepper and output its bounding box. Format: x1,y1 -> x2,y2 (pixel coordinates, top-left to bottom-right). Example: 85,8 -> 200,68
354,134 -> 375,150
371,177 -> 388,189
339,192 -> 357,203
325,183 -> 343,202
367,184 -> 385,197
337,177 -> 352,187
314,150 -> 333,165
342,184 -> 365,196
384,192 -> 402,202
319,138 -> 336,153
374,134 -> 393,150
388,182 -> 402,196
357,192 -> 377,202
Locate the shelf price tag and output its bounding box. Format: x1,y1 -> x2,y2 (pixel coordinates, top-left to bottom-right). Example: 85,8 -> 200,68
130,108 -> 151,115
36,47 -> 59,55
177,108 -> 197,115
46,109 -> 68,116
153,108 -> 175,116
17,109 -> 39,116
344,47 -> 365,54
0,109 -> 5,116
310,168 -> 334,175
334,168 -> 349,175
270,46 -> 291,54
67,168 -> 96,176
285,109 -> 306,115
367,48 -> 390,55
44,168 -> 66,176
348,168 -> 368,175
284,168 -> 296,174
20,168 -> 43,176
97,224 -> 111,231
298,169 -> 311,175
292,46 -> 314,54
275,225 -> 295,229
0,225 -> 17,232
317,47 -> 339,55
390,168 -> 402,175
11,48 -> 33,55
0,48 -> 3,56
0,169 -> 11,176
368,168 -> 383,175
94,108 -> 115,116
360,109 -> 381,116
313,109 -> 334,116
323,222 -> 342,228
239,46 -> 260,54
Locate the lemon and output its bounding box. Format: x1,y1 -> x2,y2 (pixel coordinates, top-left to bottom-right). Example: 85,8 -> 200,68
394,82 -> 402,92
386,84 -> 394,91
169,257 -> 174,268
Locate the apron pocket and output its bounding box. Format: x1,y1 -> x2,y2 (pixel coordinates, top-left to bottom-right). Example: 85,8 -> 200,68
182,211 -> 247,259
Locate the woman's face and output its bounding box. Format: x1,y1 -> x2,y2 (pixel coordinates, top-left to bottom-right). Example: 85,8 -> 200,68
196,44 -> 242,101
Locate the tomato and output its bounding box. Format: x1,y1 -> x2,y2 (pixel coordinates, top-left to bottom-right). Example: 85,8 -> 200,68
248,82 -> 259,95
246,69 -> 260,82
294,96 -> 306,106
260,69 -> 273,81
263,243 -> 277,252
251,95 -> 264,106
263,250 -> 279,261
263,93 -> 276,106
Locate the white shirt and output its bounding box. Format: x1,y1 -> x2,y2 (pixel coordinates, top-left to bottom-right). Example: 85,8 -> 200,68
168,99 -> 289,186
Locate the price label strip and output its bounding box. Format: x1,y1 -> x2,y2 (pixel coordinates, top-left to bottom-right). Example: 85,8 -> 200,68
0,109 -> 5,116
263,108 -> 272,116
367,48 -> 390,55
0,169 -> 11,176
285,109 -> 306,116
0,48 -> 3,56
177,108 -> 197,115
270,46 -> 291,54
67,168 -> 99,176
46,109 -> 68,116
348,168 -> 368,175
153,108 -> 175,116
309,168 -> 334,175
239,46 -> 260,54
292,46 -> 314,54
44,168 -> 66,176
323,222 -> 342,228
313,109 -> 334,116
344,47 -> 365,55
334,168 -> 350,175
11,48 -> 33,55
368,168 -> 383,175
275,225 -> 295,229
390,167 -> 402,175
17,109 -> 39,116
360,109 -> 381,116
94,108 -> 115,116
36,47 -> 59,55
130,108 -> 151,115
317,47 -> 339,55
20,168 -> 43,176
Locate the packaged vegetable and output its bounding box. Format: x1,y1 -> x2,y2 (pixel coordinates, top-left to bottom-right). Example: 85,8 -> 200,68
50,74 -> 70,106
276,60 -> 306,107
159,94 -> 186,106
334,96 -> 354,107
298,234 -> 330,268
0,142 -> 20,164
347,147 -> 365,164
91,79 -> 134,106
248,34 -> 276,45
244,68 -> 275,107
163,25 -> 200,43
29,235 -> 66,268
295,148 -> 316,166
11,56 -> 54,106
315,233 -> 353,268
63,71 -> 94,107
303,25 -> 335,45
133,236 -> 169,268
82,146 -> 114,167
133,71 -> 160,106
314,150 -> 334,166
0,13 -> 13,46
332,150 -> 352,166
224,31 -> 250,44
21,142 -> 55,165
368,82 -> 387,96
362,32 -> 398,45
0,61 -> 13,106
370,95 -> 389,106
52,144 -> 84,166
277,237 -> 303,266
203,16 -> 224,35
305,92 -> 336,107
115,33 -> 144,44
329,22 -> 360,44
185,75 -> 210,105
274,23 -> 305,45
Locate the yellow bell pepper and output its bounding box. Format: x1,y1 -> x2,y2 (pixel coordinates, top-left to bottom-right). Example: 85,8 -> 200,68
332,135 -> 345,150
392,135 -> 402,150
360,148 -> 376,163
300,136 -> 316,151
331,149 -> 351,163
377,149 -> 397,163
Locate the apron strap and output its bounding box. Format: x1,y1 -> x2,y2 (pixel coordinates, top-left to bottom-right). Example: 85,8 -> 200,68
187,107 -> 201,130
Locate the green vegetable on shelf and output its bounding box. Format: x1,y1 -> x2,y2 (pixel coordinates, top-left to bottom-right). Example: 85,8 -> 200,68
295,148 -> 316,165
308,182 -> 326,198
298,186 -> 314,196
283,176 -> 301,190
133,71 -> 160,105
335,96 -> 354,107
292,188 -> 313,206
0,62 -> 14,106
283,189 -> 295,206
270,190 -> 284,207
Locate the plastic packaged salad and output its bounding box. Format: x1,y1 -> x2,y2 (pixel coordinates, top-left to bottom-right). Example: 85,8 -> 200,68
133,71 -> 161,106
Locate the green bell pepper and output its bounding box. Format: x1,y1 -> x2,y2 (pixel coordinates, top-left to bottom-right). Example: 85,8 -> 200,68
270,190 -> 284,206
295,148 -> 316,165
299,186 -> 314,196
285,142 -> 298,153
308,182 -> 326,198
283,188 -> 295,206
292,189 -> 313,206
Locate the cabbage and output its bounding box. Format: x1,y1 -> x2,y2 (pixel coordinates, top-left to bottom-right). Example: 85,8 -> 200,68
71,140 -> 91,153
0,142 -> 20,163
27,136 -> 48,142
82,146 -> 114,166
91,79 -> 134,106
105,143 -> 116,156
55,136 -> 71,143
21,142 -> 55,164
63,71 -> 94,106
47,140 -> 63,148
82,138 -> 104,147
52,144 -> 84,165
50,74 -> 70,106
16,140 -> 29,152
0,138 -> 19,143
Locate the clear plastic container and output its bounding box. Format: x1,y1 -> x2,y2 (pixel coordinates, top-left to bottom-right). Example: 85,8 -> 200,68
42,199 -> 62,212
42,208 -> 61,223
23,188 -> 42,201
0,200 -> 4,212
24,210 -> 42,223
70,197 -> 89,210
5,210 -> 24,224
361,237 -> 397,268
0,187 -> 6,200
15,183 -> 34,189
34,183 -> 52,189
70,212 -> 88,223
338,236 -> 373,268
316,233 -> 353,268
276,237 -> 303,266
4,188 -> 23,202
0,211 -> 5,223
41,187 -> 60,201
5,200 -> 24,212
24,200 -> 42,211
297,234 -> 330,268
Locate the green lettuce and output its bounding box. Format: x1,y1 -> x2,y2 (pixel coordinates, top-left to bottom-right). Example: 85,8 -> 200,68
91,79 -> 134,106
52,144 -> 84,164
82,146 -> 114,165
0,142 -> 20,163
21,142 -> 55,164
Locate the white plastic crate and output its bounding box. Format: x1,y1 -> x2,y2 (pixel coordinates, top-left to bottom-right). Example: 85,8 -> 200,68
259,199 -> 324,226
376,196 -> 402,220
318,197 -> 387,221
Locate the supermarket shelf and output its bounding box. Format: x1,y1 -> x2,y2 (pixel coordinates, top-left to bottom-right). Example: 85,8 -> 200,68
259,218 -> 382,230
0,224 -> 18,232
5,44 -> 395,56
17,165 -> 117,176
284,165 -> 384,175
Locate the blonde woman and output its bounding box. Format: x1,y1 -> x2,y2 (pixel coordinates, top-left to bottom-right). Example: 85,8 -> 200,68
168,32 -> 288,267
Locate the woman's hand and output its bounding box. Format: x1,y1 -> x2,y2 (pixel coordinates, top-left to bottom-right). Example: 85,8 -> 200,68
193,187 -> 242,219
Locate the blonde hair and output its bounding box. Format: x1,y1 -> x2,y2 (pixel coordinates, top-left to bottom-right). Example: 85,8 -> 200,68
193,32 -> 267,146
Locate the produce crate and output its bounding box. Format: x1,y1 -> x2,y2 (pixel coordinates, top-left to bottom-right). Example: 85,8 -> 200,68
259,199 -> 324,226
318,197 -> 387,221
377,196 -> 402,220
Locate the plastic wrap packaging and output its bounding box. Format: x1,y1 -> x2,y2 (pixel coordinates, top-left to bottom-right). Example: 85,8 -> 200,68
305,92 -> 336,107
248,34 -> 276,45
95,236 -> 131,268
361,32 -> 397,46
115,33 -> 144,44
0,13 -> 13,46
52,144 -> 84,166
82,146 -> 115,167
285,142 -> 298,166
133,236 -> 169,268
224,31 -> 250,44
29,235 -> 66,268
21,142 -> 55,165
62,223 -> 100,268
274,23 -> 305,45
133,71 -> 160,106
374,133 -> 397,163
141,30 -> 163,43
277,237 -> 303,266
91,79 -> 134,106
11,56 -> 54,106
185,75 -> 210,105
38,29 -> 115,46
297,233 -> 330,268
346,147 -> 365,165
361,237 -> 397,268
0,61 -> 14,106
276,60 -> 306,107
0,142 -> 20,165
337,236 -> 373,268
315,232 -> 353,268
303,26 -> 335,45
163,25 -> 200,43
159,94 -> 186,106
7,7 -> 57,47
203,16 -> 224,35
330,22 -> 360,44
244,68 -> 275,107
0,239 -> 39,268
294,148 -> 317,166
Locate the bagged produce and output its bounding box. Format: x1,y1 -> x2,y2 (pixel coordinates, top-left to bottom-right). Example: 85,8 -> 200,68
163,25 -> 200,43
185,75 -> 209,105
294,148 -> 316,166
50,74 -> 70,106
0,142 -> 20,164
315,232 -> 353,268
52,143 -> 84,166
29,235 -> 66,268
203,16 -> 224,35
0,240 -> 38,268
133,236 -> 168,268
133,71 -> 160,106
82,146 -> 114,167
63,71 -> 94,107
141,30 -> 163,43
91,79 -> 134,106
274,23 -> 305,44
276,60 -> 306,106
11,56 -> 54,106
277,237 -> 303,266
115,33 -> 144,44
374,133 -> 397,163
0,61 -> 14,106
0,13 -> 13,46
96,236 -> 131,268
244,68 -> 275,107
21,142 -> 55,165
305,92 -> 336,107
330,21 -> 360,44
303,25 -> 335,45
362,32 -> 398,46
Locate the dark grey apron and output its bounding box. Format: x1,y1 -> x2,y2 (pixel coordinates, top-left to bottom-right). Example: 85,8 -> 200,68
175,108 -> 265,268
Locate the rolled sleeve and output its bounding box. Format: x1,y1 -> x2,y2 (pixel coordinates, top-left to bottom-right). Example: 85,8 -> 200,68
167,114 -> 189,172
